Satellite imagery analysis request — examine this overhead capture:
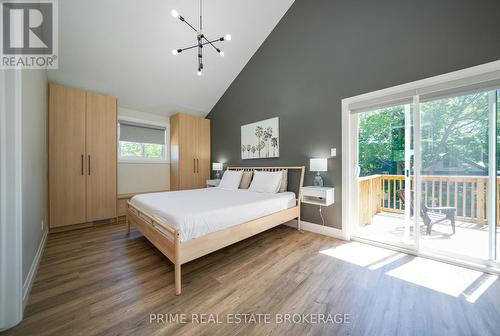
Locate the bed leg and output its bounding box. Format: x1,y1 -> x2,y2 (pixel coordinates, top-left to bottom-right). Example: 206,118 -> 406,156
126,214 -> 130,234
175,263 -> 181,295
297,217 -> 302,233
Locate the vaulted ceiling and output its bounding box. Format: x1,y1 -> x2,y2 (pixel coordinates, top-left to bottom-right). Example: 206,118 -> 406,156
48,0 -> 295,117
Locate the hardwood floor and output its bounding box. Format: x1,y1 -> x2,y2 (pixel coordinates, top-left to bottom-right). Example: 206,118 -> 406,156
4,222 -> 500,336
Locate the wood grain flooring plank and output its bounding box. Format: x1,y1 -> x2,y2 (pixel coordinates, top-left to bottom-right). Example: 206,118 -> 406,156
3,223 -> 500,336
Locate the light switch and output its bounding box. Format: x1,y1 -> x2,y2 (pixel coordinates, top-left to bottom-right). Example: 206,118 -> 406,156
331,148 -> 337,157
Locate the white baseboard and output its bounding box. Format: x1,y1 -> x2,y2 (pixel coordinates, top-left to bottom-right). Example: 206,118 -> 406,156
22,228 -> 48,309
285,220 -> 345,240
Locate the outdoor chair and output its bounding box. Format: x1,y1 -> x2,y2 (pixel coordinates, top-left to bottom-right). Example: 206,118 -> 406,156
396,189 -> 456,235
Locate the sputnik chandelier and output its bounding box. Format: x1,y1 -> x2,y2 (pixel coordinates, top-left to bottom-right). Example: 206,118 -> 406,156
171,0 -> 231,76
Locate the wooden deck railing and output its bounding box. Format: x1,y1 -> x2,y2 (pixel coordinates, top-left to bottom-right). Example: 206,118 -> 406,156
358,174 -> 500,227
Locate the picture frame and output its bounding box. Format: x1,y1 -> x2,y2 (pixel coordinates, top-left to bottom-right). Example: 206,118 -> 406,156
241,117 -> 279,159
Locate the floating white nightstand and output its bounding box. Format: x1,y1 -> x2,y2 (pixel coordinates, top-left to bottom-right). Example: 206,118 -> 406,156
301,186 -> 334,206
206,179 -> 221,187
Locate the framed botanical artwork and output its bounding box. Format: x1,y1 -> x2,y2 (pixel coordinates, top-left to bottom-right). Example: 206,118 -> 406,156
241,117 -> 279,159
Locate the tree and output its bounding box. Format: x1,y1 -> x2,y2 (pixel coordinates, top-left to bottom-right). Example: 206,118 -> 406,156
358,106 -> 404,176
271,137 -> 278,156
258,140 -> 266,157
420,93 -> 488,174
255,126 -> 264,158
358,91 -> 493,177
264,127 -> 273,157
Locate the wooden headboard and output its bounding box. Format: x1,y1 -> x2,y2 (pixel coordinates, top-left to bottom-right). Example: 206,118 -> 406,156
227,166 -> 305,202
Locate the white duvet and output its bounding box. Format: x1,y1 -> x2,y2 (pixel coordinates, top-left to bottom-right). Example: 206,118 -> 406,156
130,187 -> 296,242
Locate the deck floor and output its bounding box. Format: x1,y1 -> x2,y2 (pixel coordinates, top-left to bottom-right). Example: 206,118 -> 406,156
356,212 -> 500,261
4,222 -> 500,335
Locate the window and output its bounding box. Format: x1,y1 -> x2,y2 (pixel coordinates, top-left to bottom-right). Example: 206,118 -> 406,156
118,120 -> 168,162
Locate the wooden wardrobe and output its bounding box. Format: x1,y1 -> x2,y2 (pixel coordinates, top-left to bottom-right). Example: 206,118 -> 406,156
170,113 -> 210,190
48,84 -> 117,228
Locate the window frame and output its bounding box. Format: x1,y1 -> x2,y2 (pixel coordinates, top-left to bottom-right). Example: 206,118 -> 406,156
117,117 -> 170,164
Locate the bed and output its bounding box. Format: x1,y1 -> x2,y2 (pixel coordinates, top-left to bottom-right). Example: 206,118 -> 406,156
126,166 -> 305,295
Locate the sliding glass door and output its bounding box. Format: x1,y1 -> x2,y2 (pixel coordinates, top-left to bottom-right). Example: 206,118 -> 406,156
354,103 -> 415,248
351,85 -> 500,269
418,90 -> 496,262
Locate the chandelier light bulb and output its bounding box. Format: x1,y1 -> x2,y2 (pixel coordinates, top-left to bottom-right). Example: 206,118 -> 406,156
171,9 -> 179,18
219,51 -> 225,57
197,70 -> 202,76
171,49 -> 178,55
225,34 -> 232,41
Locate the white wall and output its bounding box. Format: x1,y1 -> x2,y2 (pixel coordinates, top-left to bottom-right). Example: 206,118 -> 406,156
0,70 -> 24,330
21,70 -> 48,299
117,107 -> 170,194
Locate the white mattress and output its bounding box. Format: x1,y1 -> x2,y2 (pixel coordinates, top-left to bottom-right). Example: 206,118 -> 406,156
130,188 -> 296,242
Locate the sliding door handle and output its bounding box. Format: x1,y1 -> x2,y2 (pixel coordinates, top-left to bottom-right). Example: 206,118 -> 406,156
88,155 -> 91,176
81,155 -> 84,175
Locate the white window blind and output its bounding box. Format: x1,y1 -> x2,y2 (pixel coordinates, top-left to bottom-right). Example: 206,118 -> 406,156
119,121 -> 165,145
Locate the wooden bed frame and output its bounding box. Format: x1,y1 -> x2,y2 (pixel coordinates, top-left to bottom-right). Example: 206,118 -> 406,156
126,166 -> 305,295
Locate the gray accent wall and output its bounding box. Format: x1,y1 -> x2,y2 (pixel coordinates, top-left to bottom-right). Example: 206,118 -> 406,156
207,0 -> 500,229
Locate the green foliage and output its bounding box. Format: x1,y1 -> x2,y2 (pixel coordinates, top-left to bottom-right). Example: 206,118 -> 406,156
144,144 -> 163,158
420,93 -> 489,174
358,91 -> 496,177
120,141 -> 142,157
358,106 -> 404,176
120,141 -> 164,159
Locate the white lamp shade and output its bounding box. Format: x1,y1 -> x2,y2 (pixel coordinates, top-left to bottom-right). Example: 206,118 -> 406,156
310,158 -> 327,172
212,162 -> 223,171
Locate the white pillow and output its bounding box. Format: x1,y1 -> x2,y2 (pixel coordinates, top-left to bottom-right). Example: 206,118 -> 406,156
248,171 -> 283,193
218,170 -> 243,190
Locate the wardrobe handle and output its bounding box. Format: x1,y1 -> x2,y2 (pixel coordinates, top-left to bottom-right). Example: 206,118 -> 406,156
81,155 -> 84,175
193,159 -> 196,173
88,155 -> 91,176
197,159 -> 199,173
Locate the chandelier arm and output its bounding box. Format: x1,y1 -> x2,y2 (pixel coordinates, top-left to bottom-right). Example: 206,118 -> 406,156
179,17 -> 199,33
177,44 -> 199,52
201,36 -> 221,52
201,39 -> 221,46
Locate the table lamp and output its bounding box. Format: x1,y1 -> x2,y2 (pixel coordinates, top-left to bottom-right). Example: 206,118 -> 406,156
310,158 -> 327,187
212,162 -> 223,179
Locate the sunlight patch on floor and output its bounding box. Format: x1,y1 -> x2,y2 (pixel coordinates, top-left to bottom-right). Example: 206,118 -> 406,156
463,274 -> 498,303
386,257 -> 483,297
367,252 -> 407,270
319,242 -> 400,267
320,241 -> 498,301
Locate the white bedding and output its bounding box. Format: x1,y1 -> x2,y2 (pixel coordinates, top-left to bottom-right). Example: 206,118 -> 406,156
130,188 -> 296,242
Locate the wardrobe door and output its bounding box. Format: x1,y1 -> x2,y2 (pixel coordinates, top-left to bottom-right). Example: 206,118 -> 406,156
196,118 -> 211,188
49,84 -> 87,227
169,114 -> 181,190
179,114 -> 198,190
86,92 -> 117,222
